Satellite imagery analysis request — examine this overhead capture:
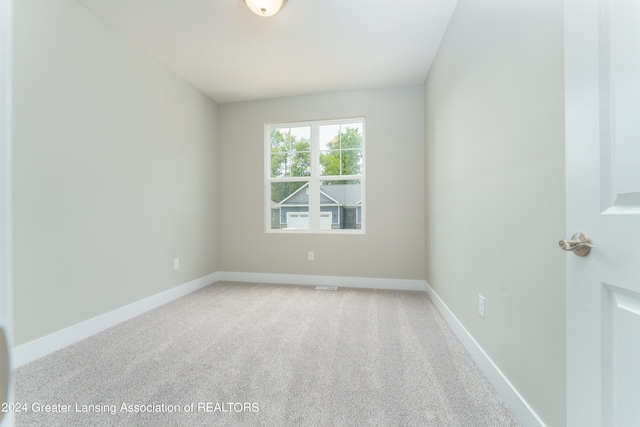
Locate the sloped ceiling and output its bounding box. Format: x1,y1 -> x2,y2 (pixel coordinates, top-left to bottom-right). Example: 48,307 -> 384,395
77,0 -> 458,103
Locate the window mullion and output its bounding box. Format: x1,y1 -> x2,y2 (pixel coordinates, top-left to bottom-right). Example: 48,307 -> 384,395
308,122 -> 320,231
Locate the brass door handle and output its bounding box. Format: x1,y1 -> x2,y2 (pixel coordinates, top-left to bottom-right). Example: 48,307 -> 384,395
559,232 -> 594,257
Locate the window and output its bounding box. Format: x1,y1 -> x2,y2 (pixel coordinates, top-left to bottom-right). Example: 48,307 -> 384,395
266,118 -> 365,233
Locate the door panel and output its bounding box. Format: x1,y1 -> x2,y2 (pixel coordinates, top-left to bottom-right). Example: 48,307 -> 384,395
601,0 -> 640,212
602,285 -> 640,426
566,0 -> 640,425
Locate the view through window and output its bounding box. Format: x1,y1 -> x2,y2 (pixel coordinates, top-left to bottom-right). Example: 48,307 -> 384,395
266,118 -> 365,233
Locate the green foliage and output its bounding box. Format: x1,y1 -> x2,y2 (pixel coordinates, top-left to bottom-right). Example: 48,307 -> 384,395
270,128 -> 311,202
270,129 -> 310,178
269,125 -> 363,202
271,182 -> 306,204
319,126 -> 362,178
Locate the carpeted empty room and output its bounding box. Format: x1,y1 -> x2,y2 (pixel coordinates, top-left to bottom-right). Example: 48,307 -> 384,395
13,282 -> 517,426
4,0 -> 574,424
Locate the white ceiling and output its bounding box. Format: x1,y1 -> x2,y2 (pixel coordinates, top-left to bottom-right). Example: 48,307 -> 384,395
76,0 -> 458,104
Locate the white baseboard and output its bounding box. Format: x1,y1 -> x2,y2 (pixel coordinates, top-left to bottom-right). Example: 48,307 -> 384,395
12,271 -> 420,368
424,281 -> 545,427
217,271 -> 426,292
12,272 -> 542,426
12,272 -> 219,368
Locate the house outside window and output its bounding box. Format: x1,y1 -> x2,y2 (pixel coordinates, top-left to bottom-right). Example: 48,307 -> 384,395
265,118 -> 365,233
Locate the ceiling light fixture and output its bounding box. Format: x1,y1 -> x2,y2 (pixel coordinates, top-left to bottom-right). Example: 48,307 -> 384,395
244,0 -> 286,17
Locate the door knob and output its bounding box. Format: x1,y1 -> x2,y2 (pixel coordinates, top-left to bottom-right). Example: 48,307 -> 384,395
559,232 -> 593,257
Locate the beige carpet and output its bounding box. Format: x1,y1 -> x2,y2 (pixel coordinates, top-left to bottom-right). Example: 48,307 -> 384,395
13,281 -> 518,426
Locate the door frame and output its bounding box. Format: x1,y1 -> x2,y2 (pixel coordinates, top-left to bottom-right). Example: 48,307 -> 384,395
0,0 -> 13,425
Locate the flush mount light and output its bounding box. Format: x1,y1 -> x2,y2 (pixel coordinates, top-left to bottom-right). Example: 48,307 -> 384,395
244,0 -> 286,17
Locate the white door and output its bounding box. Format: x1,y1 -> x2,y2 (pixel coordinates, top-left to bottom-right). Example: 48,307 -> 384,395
0,0 -> 12,425
565,0 -> 640,426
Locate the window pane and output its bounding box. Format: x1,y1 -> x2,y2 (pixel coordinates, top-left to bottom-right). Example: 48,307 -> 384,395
270,126 -> 311,178
341,149 -> 363,176
319,150 -> 340,176
270,182 -> 309,230
319,180 -> 363,230
319,124 -> 340,151
319,123 -> 363,176
319,149 -> 363,176
341,123 -> 363,141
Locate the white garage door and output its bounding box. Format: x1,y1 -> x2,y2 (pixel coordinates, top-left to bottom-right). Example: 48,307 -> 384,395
286,212 -> 332,230
287,213 -> 308,229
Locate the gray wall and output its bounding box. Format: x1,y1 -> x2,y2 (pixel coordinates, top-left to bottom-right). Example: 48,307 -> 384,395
218,87 -> 425,280
424,0 -> 565,425
11,2 -> 566,424
12,0 -> 219,346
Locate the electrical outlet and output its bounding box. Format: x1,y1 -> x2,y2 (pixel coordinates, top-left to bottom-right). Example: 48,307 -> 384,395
174,258 -> 180,270
478,295 -> 485,318
308,251 -> 314,261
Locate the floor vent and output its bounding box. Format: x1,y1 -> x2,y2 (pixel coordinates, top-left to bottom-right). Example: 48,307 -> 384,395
315,286 -> 338,291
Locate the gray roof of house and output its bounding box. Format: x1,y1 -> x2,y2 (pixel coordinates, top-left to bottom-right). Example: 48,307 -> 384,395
279,183 -> 361,206
320,184 -> 361,206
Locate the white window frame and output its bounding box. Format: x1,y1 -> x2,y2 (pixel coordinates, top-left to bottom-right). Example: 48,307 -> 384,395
265,117 -> 366,234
